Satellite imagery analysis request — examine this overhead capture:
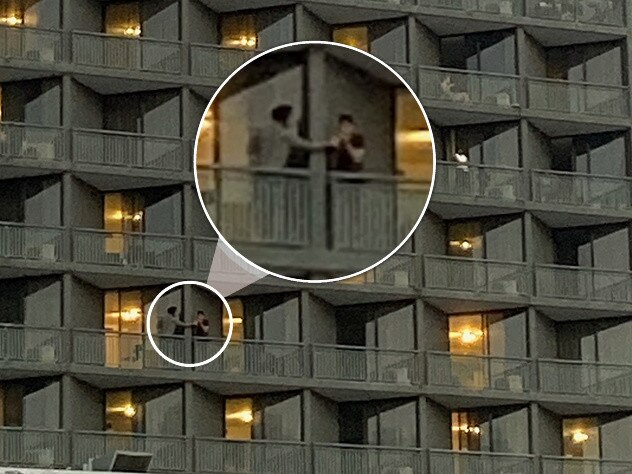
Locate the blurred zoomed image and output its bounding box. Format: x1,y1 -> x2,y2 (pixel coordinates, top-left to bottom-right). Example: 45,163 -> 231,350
196,42 -> 435,281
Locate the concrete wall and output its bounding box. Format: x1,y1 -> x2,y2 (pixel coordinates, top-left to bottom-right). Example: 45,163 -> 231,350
533,405 -> 562,455
522,123 -> 551,170
63,377 -> 103,431
65,0 -> 101,31
409,20 -> 440,66
531,311 -> 557,358
418,212 -> 446,255
185,385 -> 223,437
423,399 -> 451,449
70,80 -> 103,129
308,392 -> 339,443
68,178 -> 103,228
296,6 -> 329,41
305,294 -> 336,343
187,1 -> 218,44
523,33 -> 546,77
67,277 -> 102,329
531,216 -> 556,264
419,303 -> 448,352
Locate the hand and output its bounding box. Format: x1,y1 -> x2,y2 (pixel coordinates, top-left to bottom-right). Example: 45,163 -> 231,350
330,136 -> 341,147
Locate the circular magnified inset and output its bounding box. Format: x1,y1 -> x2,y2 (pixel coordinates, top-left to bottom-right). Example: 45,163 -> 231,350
194,41 -> 435,283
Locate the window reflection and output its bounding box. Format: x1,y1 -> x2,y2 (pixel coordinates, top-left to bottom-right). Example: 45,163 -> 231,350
447,216 -> 523,262
452,408 -> 529,453
225,394 -> 301,441
441,30 -> 516,74
220,10 -> 294,50
563,415 -> 632,461
444,123 -> 520,168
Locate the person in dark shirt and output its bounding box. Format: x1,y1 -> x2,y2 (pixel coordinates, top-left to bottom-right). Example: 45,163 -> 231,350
328,114 -> 366,172
194,310 -> 210,338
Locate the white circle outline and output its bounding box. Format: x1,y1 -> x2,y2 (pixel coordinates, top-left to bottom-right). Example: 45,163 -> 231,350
193,40 -> 437,284
145,281 -> 233,368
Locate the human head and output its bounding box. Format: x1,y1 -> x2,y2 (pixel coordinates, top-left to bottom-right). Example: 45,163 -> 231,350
167,306 -> 177,315
196,310 -> 206,320
338,114 -> 355,134
271,105 -> 293,127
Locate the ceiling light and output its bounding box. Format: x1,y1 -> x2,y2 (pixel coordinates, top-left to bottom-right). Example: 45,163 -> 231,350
0,16 -> 23,26
572,430 -> 589,444
120,308 -> 142,322
226,409 -> 253,424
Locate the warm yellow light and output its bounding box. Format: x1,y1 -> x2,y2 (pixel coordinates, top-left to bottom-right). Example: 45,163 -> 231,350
452,424 -> 481,434
107,404 -> 137,418
224,317 -> 243,325
449,240 -> 473,251
0,15 -> 23,26
120,308 -> 142,322
449,328 -> 484,345
397,130 -> 432,144
124,25 -> 141,37
131,211 -> 143,222
110,210 -> 124,220
226,409 -> 253,423
572,430 -> 589,444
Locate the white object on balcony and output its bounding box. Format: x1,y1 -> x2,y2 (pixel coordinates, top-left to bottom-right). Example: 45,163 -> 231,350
508,374 -> 523,392
41,244 -> 56,261
393,270 -> 409,286
495,92 -> 511,106
39,344 -> 56,363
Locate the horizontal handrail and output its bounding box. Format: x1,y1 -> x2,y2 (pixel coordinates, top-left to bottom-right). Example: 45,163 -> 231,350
418,64 -> 520,79
0,121 -> 64,131
535,263 -> 632,276
73,127 -> 184,142
427,350 -> 531,363
424,254 -> 528,267
0,220 -> 64,231
199,164 -> 312,178
526,76 -> 628,90
72,30 -> 182,46
72,227 -> 186,241
313,342 -> 419,355
195,336 -> 304,348
437,161 -> 523,172
532,168 -> 632,182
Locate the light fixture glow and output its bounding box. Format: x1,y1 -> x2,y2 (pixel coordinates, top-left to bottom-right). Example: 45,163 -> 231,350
107,404 -> 137,418
124,25 -> 141,37
449,328 -> 484,345
452,424 -> 481,435
572,430 -> 589,444
226,409 -> 253,423
120,308 -> 142,322
0,15 -> 23,26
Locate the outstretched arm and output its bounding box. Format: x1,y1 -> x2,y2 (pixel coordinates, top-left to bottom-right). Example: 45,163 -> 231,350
283,129 -> 329,151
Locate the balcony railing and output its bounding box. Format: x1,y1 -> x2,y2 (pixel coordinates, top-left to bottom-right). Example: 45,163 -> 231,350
73,32 -> 181,74
72,329 -> 184,370
72,229 -> 185,270
532,169 -> 632,210
0,427 -> 66,468
535,265 -> 632,304
313,344 -> 420,385
73,129 -> 185,171
190,44 -> 255,79
329,172 -> 428,252
0,122 -> 65,162
527,78 -> 629,117
192,237 -> 217,274
418,66 -> 520,108
0,222 -> 64,262
424,255 -> 531,296
194,338 -> 305,378
434,162 -> 525,201
200,167 -> 311,247
429,450 -> 535,474
195,438 -> 306,474
418,0 -> 522,15
426,351 -> 531,393
541,456 -> 632,473
389,62 -> 416,88
72,431 -> 186,472
340,253 -> 421,288
525,0 -> 624,26
315,444 -> 423,474
0,324 -> 63,364
0,26 -> 62,62
538,359 -> 632,398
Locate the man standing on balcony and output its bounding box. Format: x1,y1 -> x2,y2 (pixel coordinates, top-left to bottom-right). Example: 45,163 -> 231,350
194,310 -> 210,338
328,114 -> 366,172
157,306 -> 194,336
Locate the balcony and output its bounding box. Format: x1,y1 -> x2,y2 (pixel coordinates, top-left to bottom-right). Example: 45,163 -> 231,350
72,329 -> 184,370
429,450 -> 535,474
193,338 -> 305,378
418,0 -> 522,15
0,324 -> 64,365
314,444 -> 424,474
72,32 -> 182,74
0,427 -> 66,468
535,265 -> 632,305
71,431 -> 186,472
0,26 -> 63,63
541,457 -> 632,473
434,162 -> 525,202
426,351 -> 531,394
73,129 -> 185,172
538,359 -> 632,399
190,44 -> 255,81
531,170 -> 632,212
389,63 -> 416,89
418,66 -> 520,109
423,255 -> 532,296
339,253 -> 421,288
525,0 -> 625,26
312,344 -> 420,385
72,229 -> 185,270
0,222 -> 65,262
195,438 -> 306,474
0,122 -> 65,164
527,78 -> 629,118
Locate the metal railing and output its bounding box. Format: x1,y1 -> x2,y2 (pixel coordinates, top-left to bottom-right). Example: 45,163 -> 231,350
199,167 -> 311,247
424,255 -> 531,295
418,0 -> 522,14
527,78 -> 629,117
541,456 -> 632,473
535,265 -> 632,304
525,0 -> 624,26
0,25 -> 63,62
0,222 -> 64,261
194,338 -> 305,377
429,450 -> 535,474
73,31 -> 181,74
427,351 -> 531,392
418,66 -> 520,107
340,253 -> 421,288
73,129 -> 185,171
0,324 -> 64,364
0,427 -> 66,468
314,444 -> 424,474
531,169 -> 632,210
434,162 -> 525,201
72,229 -> 185,270
0,122 -> 65,162
195,438 -> 306,474
538,359 -> 632,398
313,344 -> 420,385
192,237 -> 217,273
72,329 -> 184,370
72,431 -> 186,472
329,172 -> 429,252
389,63 -> 416,88
190,43 -> 255,79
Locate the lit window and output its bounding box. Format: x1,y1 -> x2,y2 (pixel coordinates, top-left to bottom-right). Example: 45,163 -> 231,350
225,398 -> 254,440
105,2 -> 141,37
106,391 -> 137,432
563,418 -> 600,458
221,16 -> 257,49
224,299 -> 244,340
333,26 -> 369,52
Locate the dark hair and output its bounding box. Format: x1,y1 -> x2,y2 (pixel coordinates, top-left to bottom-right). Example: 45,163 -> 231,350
338,114 -> 354,124
271,105 -> 293,125
167,306 -> 177,315
197,310 -> 206,316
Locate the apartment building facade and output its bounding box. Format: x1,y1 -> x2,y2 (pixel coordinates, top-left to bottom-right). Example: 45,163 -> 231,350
0,0 -> 631,473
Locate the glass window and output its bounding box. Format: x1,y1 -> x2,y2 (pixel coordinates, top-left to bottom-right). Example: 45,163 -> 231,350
377,402 -> 417,447
221,15 -> 257,49
563,418 -> 600,458
104,190 -> 182,235
106,390 -> 137,432
1,79 -> 61,126
333,26 -> 369,52
144,389 -> 182,436
105,2 -> 141,37
225,398 -> 254,440
22,382 -> 60,429
448,217 -> 523,261
453,409 -> 529,453
449,312 -> 527,358
440,31 -> 516,74
447,123 -> 520,168
257,395 -> 301,441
